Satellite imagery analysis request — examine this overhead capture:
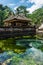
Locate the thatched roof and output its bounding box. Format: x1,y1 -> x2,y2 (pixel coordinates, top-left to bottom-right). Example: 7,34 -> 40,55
38,24 -> 43,30
4,15 -> 32,22
37,24 -> 43,33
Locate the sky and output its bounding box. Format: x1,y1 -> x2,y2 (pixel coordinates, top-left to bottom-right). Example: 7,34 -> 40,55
0,0 -> 43,13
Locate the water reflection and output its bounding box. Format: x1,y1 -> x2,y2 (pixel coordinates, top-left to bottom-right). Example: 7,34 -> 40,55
0,39 -> 43,65
0,47 -> 43,65
0,39 -> 43,53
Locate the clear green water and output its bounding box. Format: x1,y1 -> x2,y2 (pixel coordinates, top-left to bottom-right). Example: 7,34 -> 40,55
0,39 -> 43,65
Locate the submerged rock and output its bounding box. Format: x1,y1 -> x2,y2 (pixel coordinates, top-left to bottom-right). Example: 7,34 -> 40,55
0,48 -> 43,65
0,62 -> 6,65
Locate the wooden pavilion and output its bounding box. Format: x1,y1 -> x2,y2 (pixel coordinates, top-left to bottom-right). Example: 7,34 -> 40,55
4,14 -> 32,27
0,15 -> 36,39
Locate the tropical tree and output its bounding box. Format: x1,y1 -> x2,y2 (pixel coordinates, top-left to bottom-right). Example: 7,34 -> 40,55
28,7 -> 43,26
0,4 -> 14,26
16,6 -> 29,17
3,6 -> 14,19
0,4 -> 4,26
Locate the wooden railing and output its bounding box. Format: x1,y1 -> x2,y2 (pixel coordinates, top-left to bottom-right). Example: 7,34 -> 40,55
0,26 -> 36,39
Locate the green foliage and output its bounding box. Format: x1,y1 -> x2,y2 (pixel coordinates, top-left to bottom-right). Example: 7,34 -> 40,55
0,4 -> 43,26
0,38 -> 43,53
0,4 -> 14,26
0,5 -> 4,26
16,6 -> 29,17
0,49 -> 43,65
28,7 -> 43,26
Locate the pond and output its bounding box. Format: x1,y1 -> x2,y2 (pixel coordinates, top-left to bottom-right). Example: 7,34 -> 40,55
0,39 -> 43,65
